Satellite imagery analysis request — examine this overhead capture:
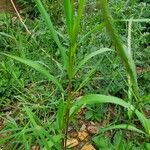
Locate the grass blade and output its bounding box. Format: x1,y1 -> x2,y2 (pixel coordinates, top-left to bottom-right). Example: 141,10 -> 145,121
1,53 -> 64,91
0,32 -> 15,40
34,0 -> 68,68
24,106 -> 51,150
73,0 -> 86,43
24,107 -> 61,150
100,124 -> 145,135
68,0 -> 87,63
74,68 -> 96,93
74,58 -> 103,93
74,48 -> 112,75
70,94 -> 150,137
56,100 -> 67,130
79,22 -> 105,44
64,0 -> 74,40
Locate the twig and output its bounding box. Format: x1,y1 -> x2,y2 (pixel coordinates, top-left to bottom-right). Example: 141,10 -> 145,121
10,0 -> 31,35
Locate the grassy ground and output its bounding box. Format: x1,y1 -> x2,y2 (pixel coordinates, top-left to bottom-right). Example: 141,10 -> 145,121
0,0 -> 150,149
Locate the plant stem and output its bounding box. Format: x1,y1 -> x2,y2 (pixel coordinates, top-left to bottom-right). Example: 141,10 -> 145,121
63,82 -> 72,150
11,0 -> 31,35
63,1 -> 86,149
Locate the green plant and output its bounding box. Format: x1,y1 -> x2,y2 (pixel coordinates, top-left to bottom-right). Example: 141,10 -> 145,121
0,0 -> 149,149
92,131 -> 147,150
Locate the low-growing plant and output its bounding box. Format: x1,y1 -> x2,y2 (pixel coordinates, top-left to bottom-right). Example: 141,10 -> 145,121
0,0 -> 150,149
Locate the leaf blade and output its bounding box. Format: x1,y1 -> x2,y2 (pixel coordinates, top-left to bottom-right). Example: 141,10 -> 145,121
34,0 -> 68,68
75,48 -> 112,75
1,53 -> 64,91
70,94 -> 150,136
100,124 -> 145,135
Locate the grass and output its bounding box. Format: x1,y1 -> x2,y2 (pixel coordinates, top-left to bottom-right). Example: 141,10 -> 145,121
0,0 -> 150,149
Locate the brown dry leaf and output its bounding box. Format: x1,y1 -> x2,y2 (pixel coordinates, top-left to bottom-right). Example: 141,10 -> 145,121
66,138 -> 79,148
70,131 -> 78,138
81,144 -> 96,150
78,131 -> 89,141
89,121 -> 95,126
80,124 -> 87,131
87,126 -> 98,134
31,145 -> 40,150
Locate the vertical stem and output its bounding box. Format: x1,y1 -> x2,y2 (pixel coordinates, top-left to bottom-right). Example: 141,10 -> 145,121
63,1 -> 86,149
63,82 -> 72,150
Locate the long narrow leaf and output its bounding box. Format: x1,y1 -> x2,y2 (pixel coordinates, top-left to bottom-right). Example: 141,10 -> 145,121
74,58 -> 103,93
24,106 -> 51,150
69,0 -> 87,61
64,0 -> 74,40
0,32 -> 15,40
1,53 -> 64,91
74,48 -> 112,75
70,94 -> 150,136
73,0 -> 86,42
100,124 -> 145,135
24,107 -> 61,150
79,22 -> 105,44
56,100 -> 67,130
76,68 -> 96,92
34,0 -> 68,68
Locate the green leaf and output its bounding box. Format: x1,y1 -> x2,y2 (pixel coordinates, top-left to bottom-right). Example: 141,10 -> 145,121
74,67 -> 96,92
73,0 -> 86,43
92,135 -> 111,149
43,135 -> 62,150
85,110 -> 93,120
70,94 -> 150,136
24,106 -> 51,150
100,124 -> 145,135
34,0 -> 68,68
56,100 -> 67,130
68,0 -> 87,61
79,22 -> 105,44
24,107 -> 61,150
75,48 -> 112,75
145,143 -> 150,150
1,53 -> 64,91
0,32 -> 15,40
64,0 -> 74,40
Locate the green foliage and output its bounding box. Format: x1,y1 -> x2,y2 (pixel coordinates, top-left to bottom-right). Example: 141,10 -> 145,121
70,94 -> 150,136
92,131 -> 146,150
0,0 -> 149,149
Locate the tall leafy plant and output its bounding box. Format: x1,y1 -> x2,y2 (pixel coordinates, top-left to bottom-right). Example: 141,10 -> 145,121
1,0 -> 150,149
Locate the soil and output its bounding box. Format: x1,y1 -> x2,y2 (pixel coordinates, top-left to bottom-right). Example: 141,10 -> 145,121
0,0 -> 16,13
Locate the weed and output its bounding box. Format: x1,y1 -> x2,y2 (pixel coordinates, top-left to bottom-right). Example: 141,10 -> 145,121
0,0 -> 150,149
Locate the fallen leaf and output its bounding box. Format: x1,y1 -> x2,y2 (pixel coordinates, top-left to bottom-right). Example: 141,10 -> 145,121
81,144 -> 96,150
70,131 -> 78,138
78,131 -> 89,141
66,138 -> 79,148
80,124 -> 87,131
87,126 -> 98,134
89,121 -> 95,126
32,145 -> 40,150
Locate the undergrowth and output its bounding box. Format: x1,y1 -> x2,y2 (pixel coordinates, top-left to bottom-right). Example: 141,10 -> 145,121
0,0 -> 150,150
